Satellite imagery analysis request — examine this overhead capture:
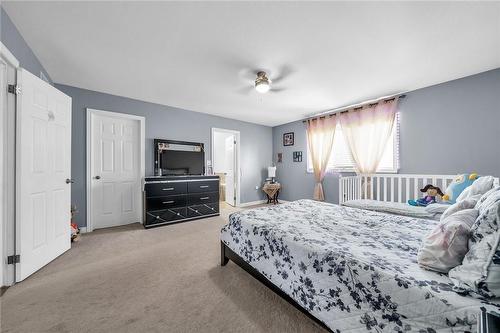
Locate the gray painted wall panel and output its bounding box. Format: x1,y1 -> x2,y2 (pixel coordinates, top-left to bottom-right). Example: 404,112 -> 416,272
0,7 -> 52,83
55,84 -> 273,227
273,68 -> 500,204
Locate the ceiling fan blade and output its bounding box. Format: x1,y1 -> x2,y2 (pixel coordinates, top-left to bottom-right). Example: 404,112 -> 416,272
238,68 -> 258,82
270,88 -> 286,93
272,65 -> 294,84
236,86 -> 254,95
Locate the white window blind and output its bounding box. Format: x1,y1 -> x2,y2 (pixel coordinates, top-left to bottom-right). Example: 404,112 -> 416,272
307,113 -> 400,173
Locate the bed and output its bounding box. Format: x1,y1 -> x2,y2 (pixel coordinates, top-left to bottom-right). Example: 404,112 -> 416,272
220,199 -> 500,332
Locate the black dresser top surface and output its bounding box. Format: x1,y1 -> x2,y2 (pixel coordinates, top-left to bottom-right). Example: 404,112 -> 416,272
144,175 -> 219,183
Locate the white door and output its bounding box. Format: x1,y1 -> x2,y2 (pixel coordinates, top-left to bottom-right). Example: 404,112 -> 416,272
16,68 -> 72,282
89,111 -> 143,230
224,135 -> 235,206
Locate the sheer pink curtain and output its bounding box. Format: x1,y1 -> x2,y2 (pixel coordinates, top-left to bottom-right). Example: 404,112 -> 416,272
339,98 -> 398,174
306,116 -> 337,201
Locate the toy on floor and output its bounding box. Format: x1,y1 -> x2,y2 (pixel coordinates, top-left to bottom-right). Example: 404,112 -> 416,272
408,185 -> 444,207
71,223 -> 80,242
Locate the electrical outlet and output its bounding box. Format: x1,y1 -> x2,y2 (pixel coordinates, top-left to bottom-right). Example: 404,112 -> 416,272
255,185 -> 259,190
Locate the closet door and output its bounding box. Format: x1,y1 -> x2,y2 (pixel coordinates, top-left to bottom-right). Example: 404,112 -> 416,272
16,68 -> 72,282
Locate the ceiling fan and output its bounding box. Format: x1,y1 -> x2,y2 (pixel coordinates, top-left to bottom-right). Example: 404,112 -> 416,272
236,66 -> 293,95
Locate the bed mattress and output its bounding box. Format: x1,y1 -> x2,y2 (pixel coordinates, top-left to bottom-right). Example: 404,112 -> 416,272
220,199 -> 499,332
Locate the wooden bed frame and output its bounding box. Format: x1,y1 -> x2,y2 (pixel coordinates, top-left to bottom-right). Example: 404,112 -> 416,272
220,241 -> 333,332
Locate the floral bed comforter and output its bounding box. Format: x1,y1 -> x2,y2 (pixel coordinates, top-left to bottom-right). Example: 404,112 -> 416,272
220,199 -> 500,332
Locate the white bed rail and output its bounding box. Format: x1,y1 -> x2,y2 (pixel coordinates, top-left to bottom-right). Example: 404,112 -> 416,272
339,174 -> 500,205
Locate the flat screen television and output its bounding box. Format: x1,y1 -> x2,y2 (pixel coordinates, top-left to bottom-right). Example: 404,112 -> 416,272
154,139 -> 204,176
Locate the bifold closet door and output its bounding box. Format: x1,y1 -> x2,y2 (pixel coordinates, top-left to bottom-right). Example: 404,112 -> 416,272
16,68 -> 72,282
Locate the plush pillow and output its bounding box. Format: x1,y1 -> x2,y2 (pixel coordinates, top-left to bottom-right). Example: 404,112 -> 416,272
425,203 -> 451,215
442,173 -> 478,204
475,186 -> 500,213
456,176 -> 495,203
440,198 -> 477,221
417,209 -> 478,273
448,194 -> 500,297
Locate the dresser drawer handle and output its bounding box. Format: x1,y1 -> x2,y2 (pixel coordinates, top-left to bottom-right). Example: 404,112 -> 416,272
162,200 -> 175,204
162,188 -> 175,191
200,197 -> 210,200
199,185 -> 209,188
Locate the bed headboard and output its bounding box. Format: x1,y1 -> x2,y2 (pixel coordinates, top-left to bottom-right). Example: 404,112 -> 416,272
339,173 -> 500,205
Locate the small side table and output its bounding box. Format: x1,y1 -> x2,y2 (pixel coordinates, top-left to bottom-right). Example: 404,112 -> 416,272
263,183 -> 281,204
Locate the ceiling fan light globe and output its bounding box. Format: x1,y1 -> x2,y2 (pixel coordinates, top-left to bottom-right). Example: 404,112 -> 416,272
255,82 -> 270,93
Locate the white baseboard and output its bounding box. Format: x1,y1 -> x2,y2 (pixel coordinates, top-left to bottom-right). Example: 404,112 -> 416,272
238,199 -> 290,207
238,200 -> 267,207
79,227 -> 88,234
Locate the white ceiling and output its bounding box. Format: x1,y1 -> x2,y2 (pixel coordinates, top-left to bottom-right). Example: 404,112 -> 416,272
3,1 -> 500,126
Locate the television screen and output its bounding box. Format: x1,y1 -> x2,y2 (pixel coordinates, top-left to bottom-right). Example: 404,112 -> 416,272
155,140 -> 204,176
161,150 -> 204,175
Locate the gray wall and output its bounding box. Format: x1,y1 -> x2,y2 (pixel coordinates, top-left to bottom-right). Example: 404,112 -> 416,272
55,84 -> 273,228
0,7 -> 52,83
273,68 -> 500,204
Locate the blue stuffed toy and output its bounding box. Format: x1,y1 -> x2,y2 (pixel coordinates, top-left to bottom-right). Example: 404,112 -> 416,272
442,173 -> 479,204
408,184 -> 444,207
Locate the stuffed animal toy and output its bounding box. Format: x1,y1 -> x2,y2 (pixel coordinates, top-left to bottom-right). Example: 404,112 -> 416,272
408,185 -> 444,207
71,223 -> 80,242
442,173 -> 479,204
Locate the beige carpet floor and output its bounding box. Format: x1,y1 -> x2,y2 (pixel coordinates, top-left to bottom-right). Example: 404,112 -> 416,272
0,204 -> 327,333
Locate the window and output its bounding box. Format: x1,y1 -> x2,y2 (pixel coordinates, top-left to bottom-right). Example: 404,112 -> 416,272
307,113 -> 400,173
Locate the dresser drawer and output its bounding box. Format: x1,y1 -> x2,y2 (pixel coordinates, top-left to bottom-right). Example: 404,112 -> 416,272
186,203 -> 219,218
145,182 -> 187,197
145,207 -> 187,226
187,180 -> 218,193
187,191 -> 218,205
146,195 -> 187,210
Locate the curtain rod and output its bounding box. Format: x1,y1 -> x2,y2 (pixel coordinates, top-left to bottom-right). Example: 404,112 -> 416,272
302,93 -> 406,123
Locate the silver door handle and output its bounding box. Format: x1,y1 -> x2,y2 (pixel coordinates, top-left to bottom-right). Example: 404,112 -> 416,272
162,201 -> 175,204
95,176 -> 101,180
200,197 -> 210,200
162,188 -> 175,191
200,185 -> 209,188
66,178 -> 74,184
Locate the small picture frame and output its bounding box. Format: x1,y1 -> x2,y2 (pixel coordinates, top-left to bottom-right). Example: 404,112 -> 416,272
283,132 -> 294,146
293,151 -> 302,162
277,153 -> 283,163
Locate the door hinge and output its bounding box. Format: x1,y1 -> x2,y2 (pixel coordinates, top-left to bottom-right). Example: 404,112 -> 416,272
7,255 -> 20,264
7,84 -> 21,95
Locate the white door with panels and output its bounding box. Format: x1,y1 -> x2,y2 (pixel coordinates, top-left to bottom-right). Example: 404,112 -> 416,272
224,135 -> 236,206
88,110 -> 144,230
16,68 -> 72,282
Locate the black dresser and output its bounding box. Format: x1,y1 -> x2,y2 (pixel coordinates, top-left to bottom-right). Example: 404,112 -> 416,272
143,175 -> 220,228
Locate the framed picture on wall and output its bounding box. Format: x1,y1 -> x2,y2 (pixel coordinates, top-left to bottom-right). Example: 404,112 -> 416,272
283,132 -> 294,146
277,153 -> 283,163
293,151 -> 302,162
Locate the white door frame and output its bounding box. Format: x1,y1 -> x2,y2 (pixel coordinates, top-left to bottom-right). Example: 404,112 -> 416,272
86,108 -> 145,232
211,127 -> 241,207
0,42 -> 19,287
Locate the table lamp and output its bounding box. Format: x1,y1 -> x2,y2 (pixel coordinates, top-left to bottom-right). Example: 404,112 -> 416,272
268,166 -> 276,184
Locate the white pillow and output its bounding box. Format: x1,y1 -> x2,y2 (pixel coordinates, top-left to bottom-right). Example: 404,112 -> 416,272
440,198 -> 477,221
418,209 -> 478,273
456,176 -> 495,202
425,203 -> 451,215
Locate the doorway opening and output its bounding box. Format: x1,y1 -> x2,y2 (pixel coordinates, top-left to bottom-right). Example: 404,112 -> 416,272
211,128 -> 240,208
